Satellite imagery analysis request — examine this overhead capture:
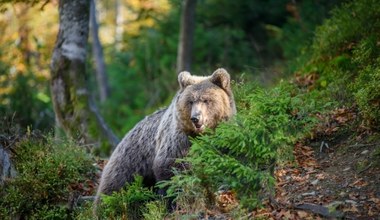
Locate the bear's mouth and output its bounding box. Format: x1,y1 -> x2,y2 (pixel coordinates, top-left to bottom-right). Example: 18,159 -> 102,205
193,123 -> 205,132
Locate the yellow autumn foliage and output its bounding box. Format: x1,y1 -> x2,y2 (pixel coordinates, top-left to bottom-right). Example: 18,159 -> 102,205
0,0 -> 170,98
0,2 -> 58,99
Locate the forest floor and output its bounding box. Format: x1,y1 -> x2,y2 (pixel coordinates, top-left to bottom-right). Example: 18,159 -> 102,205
251,107 -> 380,219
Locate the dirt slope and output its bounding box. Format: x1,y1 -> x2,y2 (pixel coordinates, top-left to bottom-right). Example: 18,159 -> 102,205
254,107 -> 380,219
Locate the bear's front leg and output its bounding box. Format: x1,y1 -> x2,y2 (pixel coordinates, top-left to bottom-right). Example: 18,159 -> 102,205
152,152 -> 178,211
153,152 -> 176,188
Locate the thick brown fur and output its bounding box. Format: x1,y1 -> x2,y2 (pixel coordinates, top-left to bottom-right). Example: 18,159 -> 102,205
94,68 -> 236,210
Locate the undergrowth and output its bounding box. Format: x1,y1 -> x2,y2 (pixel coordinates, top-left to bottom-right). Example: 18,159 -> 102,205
76,176 -> 166,220
0,134 -> 95,220
94,176 -> 159,220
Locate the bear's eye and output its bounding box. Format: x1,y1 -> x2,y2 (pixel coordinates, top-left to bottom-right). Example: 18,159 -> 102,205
203,99 -> 209,104
189,101 -> 193,105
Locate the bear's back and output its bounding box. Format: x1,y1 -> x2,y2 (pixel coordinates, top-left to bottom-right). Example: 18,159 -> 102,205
98,108 -> 167,194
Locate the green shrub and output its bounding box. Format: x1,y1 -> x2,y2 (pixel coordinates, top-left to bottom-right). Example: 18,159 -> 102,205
0,135 -> 95,220
351,36 -> 380,127
142,201 -> 168,220
312,0 -> 380,58
96,176 -> 158,220
354,65 -> 380,127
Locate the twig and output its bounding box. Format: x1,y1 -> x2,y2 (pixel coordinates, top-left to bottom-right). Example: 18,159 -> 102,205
319,141 -> 330,153
358,162 -> 373,174
348,143 -> 379,149
40,0 -> 50,10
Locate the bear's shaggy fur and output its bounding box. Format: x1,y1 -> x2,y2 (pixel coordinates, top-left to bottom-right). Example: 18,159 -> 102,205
95,68 -> 236,202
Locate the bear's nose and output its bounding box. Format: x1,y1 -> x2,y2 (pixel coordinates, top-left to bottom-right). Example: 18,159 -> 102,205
191,116 -> 199,123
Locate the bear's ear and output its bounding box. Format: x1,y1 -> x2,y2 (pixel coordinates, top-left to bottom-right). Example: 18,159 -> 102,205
210,68 -> 231,90
178,71 -> 192,90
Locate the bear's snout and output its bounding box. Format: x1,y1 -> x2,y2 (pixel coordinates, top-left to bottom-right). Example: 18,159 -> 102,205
191,115 -> 200,123
191,114 -> 203,129
190,104 -> 206,132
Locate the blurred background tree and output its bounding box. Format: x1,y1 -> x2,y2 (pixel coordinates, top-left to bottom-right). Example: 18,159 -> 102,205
176,0 -> 197,73
90,0 -> 110,103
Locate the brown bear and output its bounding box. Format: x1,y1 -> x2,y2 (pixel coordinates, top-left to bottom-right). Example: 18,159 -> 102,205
95,68 -> 236,205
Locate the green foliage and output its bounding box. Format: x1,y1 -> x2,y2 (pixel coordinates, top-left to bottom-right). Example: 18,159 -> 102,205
354,65 -> 380,127
142,201 -> 168,220
162,80 -> 326,211
352,36 -> 380,127
98,11 -> 180,137
0,70 -> 54,131
279,0 -> 345,73
96,176 -> 158,220
74,201 -> 94,220
195,0 -> 288,68
98,51 -> 152,137
193,24 -> 255,73
159,169 -> 209,216
312,0 -> 380,58
0,135 -> 95,219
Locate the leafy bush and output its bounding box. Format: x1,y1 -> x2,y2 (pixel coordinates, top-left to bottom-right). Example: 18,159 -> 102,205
95,176 -> 158,220
354,65 -> 380,127
0,135 -> 95,220
162,80 -> 325,212
312,0 -> 380,58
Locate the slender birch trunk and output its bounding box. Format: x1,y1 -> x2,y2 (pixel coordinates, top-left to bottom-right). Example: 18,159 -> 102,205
90,0 -> 110,103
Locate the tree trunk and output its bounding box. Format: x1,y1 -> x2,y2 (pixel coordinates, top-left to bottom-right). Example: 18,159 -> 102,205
176,0 -> 197,73
90,0 -> 110,103
50,0 -> 119,150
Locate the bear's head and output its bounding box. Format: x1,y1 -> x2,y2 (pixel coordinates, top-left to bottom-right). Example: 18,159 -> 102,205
176,68 -> 236,135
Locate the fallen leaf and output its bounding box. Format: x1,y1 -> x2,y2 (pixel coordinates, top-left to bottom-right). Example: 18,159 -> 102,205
297,210 -> 309,218
343,205 -> 359,213
215,190 -> 239,213
315,173 -> 326,180
368,206 -> 378,216
350,178 -> 368,188
368,197 -> 380,208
